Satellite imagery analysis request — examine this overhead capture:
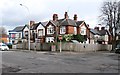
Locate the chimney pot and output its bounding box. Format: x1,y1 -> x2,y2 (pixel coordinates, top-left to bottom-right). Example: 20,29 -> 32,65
30,21 -> 35,26
64,12 -> 69,19
74,14 -> 77,21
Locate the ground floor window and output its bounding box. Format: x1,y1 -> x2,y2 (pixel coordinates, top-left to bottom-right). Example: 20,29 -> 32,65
46,37 -> 54,43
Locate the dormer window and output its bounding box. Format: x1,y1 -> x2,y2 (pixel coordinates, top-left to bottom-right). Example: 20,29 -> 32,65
47,25 -> 54,34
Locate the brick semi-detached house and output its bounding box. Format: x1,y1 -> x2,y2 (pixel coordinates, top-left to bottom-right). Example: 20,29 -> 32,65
30,12 -> 90,43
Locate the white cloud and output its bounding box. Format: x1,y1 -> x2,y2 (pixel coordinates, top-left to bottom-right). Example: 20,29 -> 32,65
1,0 -> 104,33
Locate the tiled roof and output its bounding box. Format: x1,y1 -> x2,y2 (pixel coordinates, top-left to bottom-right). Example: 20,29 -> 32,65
41,21 -> 49,27
50,20 -> 59,26
76,21 -> 84,26
30,21 -> 49,30
90,29 -> 101,35
9,26 -> 25,32
30,23 -> 40,30
99,30 -> 107,35
58,19 -> 77,26
90,29 -> 110,36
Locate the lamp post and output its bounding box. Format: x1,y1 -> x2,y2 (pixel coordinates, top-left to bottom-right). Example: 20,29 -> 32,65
20,4 -> 30,51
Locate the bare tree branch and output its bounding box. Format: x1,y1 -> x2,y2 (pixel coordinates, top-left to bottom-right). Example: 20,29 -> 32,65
99,0 -> 119,50
0,27 -> 7,34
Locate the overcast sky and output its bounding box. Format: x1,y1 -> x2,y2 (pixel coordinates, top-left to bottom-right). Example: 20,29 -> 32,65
0,0 -> 104,33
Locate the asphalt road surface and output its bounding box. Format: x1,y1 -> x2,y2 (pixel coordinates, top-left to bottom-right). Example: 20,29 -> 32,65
1,50 -> 120,73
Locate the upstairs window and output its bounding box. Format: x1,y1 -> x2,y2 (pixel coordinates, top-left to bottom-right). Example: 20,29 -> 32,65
25,31 -> 28,36
38,29 -> 43,36
15,33 -> 21,39
60,26 -> 66,34
80,28 -> 86,35
47,25 -> 54,34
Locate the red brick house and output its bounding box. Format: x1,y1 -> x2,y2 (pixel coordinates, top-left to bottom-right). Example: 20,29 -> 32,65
76,21 -> 90,43
28,12 -> 90,43
58,12 -> 77,35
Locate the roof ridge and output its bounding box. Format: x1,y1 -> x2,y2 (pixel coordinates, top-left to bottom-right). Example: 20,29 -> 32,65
59,19 -> 66,26
66,19 -> 70,25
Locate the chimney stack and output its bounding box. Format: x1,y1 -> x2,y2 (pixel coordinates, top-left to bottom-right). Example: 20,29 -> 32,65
64,12 -> 69,19
53,14 -> 58,21
30,21 -> 35,26
94,27 -> 99,31
73,14 -> 77,21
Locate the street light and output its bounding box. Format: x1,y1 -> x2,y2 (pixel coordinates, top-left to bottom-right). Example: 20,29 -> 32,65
20,4 -> 30,51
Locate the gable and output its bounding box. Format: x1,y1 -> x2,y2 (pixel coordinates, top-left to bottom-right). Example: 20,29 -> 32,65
23,26 -> 29,32
46,21 -> 56,28
80,25 -> 86,29
37,24 -> 45,30
37,23 -> 45,36
47,24 -> 54,29
79,22 -> 88,29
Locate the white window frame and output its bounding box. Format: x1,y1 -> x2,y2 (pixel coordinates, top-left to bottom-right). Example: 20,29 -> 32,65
46,37 -> 54,43
18,33 -> 21,38
38,29 -> 43,36
60,26 -> 66,34
74,27 -> 77,35
47,25 -> 54,34
24,31 -> 28,37
80,28 -> 86,35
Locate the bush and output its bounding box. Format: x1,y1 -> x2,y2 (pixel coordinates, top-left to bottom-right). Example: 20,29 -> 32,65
73,34 -> 84,43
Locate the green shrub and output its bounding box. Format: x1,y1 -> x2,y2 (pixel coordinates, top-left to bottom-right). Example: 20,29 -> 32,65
73,34 -> 84,43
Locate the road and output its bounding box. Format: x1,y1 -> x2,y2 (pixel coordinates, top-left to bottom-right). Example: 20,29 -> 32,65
1,50 -> 120,73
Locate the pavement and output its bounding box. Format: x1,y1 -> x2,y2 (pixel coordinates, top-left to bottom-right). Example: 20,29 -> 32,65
1,49 -> 120,73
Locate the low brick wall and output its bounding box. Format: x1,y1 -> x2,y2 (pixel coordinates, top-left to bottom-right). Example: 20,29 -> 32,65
15,42 -> 112,52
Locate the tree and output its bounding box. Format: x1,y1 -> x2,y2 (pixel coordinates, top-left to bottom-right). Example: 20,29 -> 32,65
0,27 -> 7,34
99,0 -> 119,50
